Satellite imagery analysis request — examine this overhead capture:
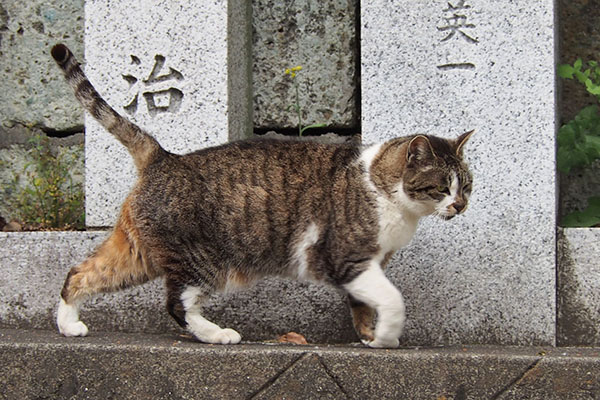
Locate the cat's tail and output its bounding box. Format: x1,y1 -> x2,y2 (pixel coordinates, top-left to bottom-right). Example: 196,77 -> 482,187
51,43 -> 165,171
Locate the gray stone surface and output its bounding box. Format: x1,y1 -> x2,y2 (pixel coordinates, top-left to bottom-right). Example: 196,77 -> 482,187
0,232 -> 108,331
0,329 -> 301,400
84,0 -> 251,227
496,356 -> 600,400
255,353 -> 347,399
0,0 -> 84,131
252,0 -> 358,130
228,0 -> 254,141
558,228 -> 600,346
2,329 -> 600,399
322,346 -> 541,399
361,1 -> 557,345
0,232 -> 358,344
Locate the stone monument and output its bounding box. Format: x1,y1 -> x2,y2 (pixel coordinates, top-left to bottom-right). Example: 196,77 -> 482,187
361,0 -> 556,345
84,0 -> 251,227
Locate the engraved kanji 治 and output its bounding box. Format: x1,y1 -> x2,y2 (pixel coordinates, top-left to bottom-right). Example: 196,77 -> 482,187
438,0 -> 478,44
122,54 -> 184,117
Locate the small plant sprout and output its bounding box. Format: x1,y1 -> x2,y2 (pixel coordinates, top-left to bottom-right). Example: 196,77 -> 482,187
284,65 -> 326,136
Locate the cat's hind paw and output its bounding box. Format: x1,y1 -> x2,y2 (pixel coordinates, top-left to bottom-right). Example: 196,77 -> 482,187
56,298 -> 89,337
362,337 -> 399,349
207,328 -> 242,345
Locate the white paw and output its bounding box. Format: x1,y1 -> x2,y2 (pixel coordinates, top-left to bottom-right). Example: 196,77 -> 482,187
57,298 -> 88,337
363,337 -> 399,349
59,321 -> 89,337
208,328 -> 242,344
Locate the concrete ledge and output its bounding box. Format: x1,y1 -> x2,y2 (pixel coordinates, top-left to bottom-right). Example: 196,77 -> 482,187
1,329 -> 599,399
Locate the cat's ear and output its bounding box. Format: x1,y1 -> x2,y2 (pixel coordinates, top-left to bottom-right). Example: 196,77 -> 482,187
406,135 -> 436,164
454,129 -> 475,157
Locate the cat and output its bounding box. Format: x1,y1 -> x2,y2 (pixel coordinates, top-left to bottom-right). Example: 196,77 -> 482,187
51,43 -> 474,348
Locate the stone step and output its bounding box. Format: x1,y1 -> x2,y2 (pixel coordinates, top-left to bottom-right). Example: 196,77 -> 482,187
2,328 -> 599,399
2,230 -> 600,347
0,231 -> 359,344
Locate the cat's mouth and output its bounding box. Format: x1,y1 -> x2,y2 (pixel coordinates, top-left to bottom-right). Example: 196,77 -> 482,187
435,209 -> 458,220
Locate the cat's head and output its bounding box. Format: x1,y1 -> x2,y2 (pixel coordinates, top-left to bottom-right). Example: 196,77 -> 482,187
369,130 -> 474,219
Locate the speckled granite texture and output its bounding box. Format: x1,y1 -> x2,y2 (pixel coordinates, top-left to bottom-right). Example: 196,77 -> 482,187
361,0 -> 557,345
0,232 -> 359,344
84,0 -> 234,227
0,232 -> 109,331
558,228 -> 600,346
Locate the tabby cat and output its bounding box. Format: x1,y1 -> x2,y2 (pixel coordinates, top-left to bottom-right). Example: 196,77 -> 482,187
51,44 -> 473,348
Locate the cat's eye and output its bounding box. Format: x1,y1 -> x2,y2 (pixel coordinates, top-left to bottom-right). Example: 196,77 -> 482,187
436,185 -> 450,194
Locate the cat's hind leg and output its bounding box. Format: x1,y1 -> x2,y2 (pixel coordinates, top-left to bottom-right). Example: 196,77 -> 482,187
343,262 -> 406,348
57,212 -> 161,337
166,277 -> 241,344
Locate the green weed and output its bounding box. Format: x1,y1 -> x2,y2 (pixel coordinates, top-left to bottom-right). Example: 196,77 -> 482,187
9,134 -> 84,230
558,59 -> 600,227
284,65 -> 326,136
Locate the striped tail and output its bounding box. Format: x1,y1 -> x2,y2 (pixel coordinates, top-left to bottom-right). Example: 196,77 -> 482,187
51,43 -> 165,171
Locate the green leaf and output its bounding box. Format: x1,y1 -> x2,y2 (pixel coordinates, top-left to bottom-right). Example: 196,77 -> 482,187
585,79 -> 600,96
574,58 -> 583,70
562,197 -> 600,227
558,64 -> 575,79
299,123 -> 327,136
574,70 -> 589,84
557,105 -> 600,172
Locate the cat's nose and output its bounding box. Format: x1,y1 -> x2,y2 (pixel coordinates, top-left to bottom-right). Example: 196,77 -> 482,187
452,202 -> 466,214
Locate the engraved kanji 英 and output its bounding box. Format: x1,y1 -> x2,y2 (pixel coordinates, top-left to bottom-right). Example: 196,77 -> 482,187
436,0 -> 479,71
438,0 -> 478,44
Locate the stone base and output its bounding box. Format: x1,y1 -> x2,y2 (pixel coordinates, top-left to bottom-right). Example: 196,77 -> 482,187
2,329 -> 600,400
2,229 -> 600,346
558,228 -> 600,346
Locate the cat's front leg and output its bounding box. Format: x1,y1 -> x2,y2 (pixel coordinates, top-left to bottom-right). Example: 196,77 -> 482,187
344,263 -> 406,348
348,295 -> 375,342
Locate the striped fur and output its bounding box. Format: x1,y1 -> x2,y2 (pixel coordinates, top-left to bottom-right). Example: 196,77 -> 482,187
51,44 -> 474,347
51,44 -> 164,171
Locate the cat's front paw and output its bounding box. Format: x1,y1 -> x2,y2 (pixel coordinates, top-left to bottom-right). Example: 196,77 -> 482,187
362,337 -> 399,349
208,328 -> 242,344
58,321 -> 89,337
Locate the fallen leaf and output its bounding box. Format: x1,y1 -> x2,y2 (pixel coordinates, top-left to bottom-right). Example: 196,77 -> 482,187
3,221 -> 22,232
277,332 -> 308,345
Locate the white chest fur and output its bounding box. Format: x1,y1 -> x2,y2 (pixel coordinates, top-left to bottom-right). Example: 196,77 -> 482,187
359,143 -> 422,258
375,195 -> 419,255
